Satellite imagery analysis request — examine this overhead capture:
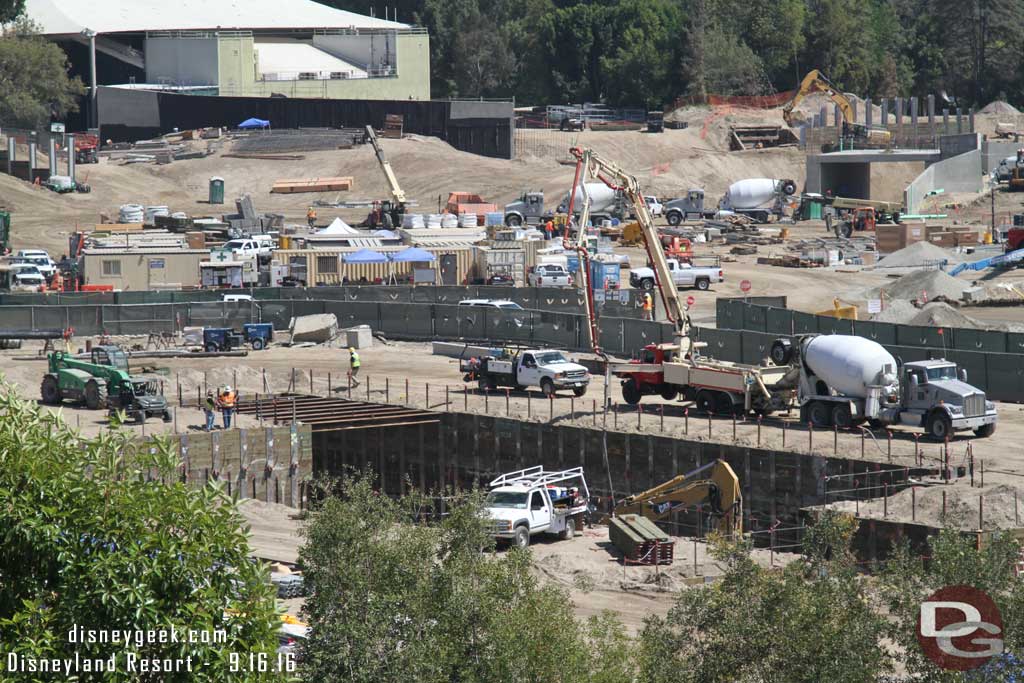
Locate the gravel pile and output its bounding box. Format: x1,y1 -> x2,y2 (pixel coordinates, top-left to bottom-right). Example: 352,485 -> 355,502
980,100 -> 1021,115
867,269 -> 972,302
876,241 -> 960,269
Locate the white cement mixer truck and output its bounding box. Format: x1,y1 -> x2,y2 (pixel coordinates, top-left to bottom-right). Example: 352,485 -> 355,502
556,183 -> 630,223
770,335 -> 997,440
719,178 -> 797,223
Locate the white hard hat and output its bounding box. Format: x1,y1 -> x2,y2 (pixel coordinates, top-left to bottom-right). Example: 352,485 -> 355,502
224,385 -> 232,393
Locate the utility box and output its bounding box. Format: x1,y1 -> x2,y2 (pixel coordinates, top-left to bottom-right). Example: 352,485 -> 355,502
345,325 -> 373,349
209,177 -> 225,205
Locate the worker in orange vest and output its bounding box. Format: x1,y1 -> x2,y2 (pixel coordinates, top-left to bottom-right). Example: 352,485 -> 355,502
544,218 -> 555,240
217,385 -> 238,429
642,292 -> 653,321
306,206 -> 317,228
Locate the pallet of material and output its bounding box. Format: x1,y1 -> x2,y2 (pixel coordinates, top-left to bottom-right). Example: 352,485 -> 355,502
608,514 -> 674,565
271,177 -> 353,194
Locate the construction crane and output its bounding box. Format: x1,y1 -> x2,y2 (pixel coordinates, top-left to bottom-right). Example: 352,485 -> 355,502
782,70 -> 891,146
563,147 -> 692,356
607,460 -> 743,535
363,124 -> 407,228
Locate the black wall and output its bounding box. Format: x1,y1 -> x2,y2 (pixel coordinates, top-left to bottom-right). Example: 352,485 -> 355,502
95,87 -> 513,159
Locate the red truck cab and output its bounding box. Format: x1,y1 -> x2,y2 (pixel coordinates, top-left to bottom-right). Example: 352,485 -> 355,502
1006,227 -> 1024,253
616,343 -> 681,404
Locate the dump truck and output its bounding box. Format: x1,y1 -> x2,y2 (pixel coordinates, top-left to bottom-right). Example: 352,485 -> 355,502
40,346 -> 172,423
771,334 -> 997,440
486,466 -> 590,548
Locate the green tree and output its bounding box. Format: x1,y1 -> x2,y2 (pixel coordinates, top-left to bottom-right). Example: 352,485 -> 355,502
881,525 -> 1024,681
639,512 -> 890,683
0,0 -> 22,24
298,470 -> 634,683
702,29 -> 772,96
801,0 -> 875,93
0,388 -> 281,681
0,23 -> 85,128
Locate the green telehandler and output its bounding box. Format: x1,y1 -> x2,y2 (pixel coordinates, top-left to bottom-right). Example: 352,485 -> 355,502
40,345 -> 172,423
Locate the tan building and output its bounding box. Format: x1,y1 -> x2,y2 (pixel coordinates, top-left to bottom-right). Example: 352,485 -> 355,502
81,248 -> 210,290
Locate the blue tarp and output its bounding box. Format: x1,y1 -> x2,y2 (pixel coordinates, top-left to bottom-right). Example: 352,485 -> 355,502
391,247 -> 436,262
238,118 -> 270,129
343,248 -> 388,263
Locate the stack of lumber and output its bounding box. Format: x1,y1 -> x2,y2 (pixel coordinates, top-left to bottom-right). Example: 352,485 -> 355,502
608,514 -> 675,565
271,177 -> 353,194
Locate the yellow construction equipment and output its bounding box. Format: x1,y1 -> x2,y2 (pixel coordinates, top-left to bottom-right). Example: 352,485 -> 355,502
783,70 -> 892,146
607,459 -> 742,535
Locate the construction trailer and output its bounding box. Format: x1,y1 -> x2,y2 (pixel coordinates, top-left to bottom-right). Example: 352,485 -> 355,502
81,248 -> 209,290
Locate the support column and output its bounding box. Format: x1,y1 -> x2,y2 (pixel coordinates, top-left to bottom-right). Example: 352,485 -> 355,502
6,136 -> 13,176
969,107 -> 975,133
88,31 -> 98,130
27,139 -> 35,179
67,133 -> 76,182
880,99 -> 888,125
956,108 -> 963,134
48,136 -> 57,173
910,97 -> 918,147
865,98 -> 873,128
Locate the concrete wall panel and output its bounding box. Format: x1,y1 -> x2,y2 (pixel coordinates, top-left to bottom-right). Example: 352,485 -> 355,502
766,307 -> 794,335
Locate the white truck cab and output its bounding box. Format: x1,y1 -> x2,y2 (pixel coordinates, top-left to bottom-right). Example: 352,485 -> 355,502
223,236 -> 275,259
486,467 -> 590,548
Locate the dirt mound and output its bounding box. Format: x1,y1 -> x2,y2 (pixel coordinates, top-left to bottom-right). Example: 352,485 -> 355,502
871,299 -> 920,323
825,483 -> 1023,530
980,100 -> 1021,115
867,269 -> 971,303
876,241 -> 961,269
910,301 -> 985,328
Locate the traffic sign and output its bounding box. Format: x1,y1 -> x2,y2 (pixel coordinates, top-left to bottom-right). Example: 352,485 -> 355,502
740,279 -> 752,293
50,122 -> 65,134
686,295 -> 695,306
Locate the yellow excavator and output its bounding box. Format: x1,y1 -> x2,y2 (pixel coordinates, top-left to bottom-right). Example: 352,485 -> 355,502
607,459 -> 742,535
783,70 -> 892,146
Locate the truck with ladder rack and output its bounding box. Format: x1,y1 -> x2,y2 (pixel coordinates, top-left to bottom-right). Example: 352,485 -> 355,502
486,467 -> 590,548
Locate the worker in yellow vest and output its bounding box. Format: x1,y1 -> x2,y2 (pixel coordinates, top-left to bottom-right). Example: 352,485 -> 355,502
348,348 -> 361,387
642,292 -> 653,321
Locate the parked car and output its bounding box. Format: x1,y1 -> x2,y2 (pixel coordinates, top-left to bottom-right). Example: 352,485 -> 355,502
222,236 -> 275,259
14,249 -> 57,280
8,263 -> 46,289
486,272 -> 516,286
458,299 -> 524,310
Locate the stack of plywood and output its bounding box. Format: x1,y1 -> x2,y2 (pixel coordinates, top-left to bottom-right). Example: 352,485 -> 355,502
383,114 -> 404,139
876,223 -> 925,253
271,177 -> 353,194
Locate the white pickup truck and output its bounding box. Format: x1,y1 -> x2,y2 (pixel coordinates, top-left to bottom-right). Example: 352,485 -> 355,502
629,258 -> 723,292
486,467 -> 590,548
527,263 -> 574,287
461,348 -> 590,397
222,235 -> 275,259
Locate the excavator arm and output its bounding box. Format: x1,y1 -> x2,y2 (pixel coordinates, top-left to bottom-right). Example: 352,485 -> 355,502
364,124 -> 407,205
609,460 -> 742,535
565,147 -> 692,354
782,69 -> 854,128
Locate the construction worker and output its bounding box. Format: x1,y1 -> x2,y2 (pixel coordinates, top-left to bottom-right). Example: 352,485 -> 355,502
544,218 -> 555,240
218,385 -> 237,429
306,206 -> 317,228
202,390 -> 217,431
642,292 -> 653,321
348,347 -> 361,387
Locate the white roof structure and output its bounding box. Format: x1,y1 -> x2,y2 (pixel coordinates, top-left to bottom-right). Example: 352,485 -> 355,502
316,217 -> 358,235
25,0 -> 407,36
256,42 -> 367,80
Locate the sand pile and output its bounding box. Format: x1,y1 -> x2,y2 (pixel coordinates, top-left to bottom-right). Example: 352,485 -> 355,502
871,299 -> 921,323
910,301 -> 986,328
825,484 -> 1023,530
867,269 -> 971,303
980,100 -> 1021,115
876,241 -> 960,269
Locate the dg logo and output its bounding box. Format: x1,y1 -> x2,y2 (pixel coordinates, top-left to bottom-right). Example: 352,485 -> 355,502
917,585 -> 1004,671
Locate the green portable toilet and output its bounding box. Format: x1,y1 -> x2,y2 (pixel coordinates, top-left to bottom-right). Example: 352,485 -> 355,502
209,176 -> 225,204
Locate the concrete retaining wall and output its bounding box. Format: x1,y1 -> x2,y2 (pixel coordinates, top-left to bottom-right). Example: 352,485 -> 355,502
983,140 -> 1021,174
905,149 -> 983,214
156,423 -> 313,507
313,413 -> 924,546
